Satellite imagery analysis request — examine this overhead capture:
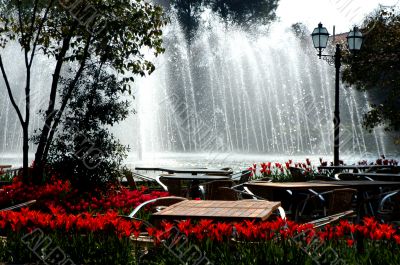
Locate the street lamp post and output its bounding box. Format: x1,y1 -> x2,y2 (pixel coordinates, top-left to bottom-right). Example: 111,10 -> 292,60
311,23 -> 363,166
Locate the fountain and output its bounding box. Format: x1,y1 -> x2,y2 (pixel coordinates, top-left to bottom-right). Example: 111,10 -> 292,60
116,10 -> 390,165
0,7 -> 396,168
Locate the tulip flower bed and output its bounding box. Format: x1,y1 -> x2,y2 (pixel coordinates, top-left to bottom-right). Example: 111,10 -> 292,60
0,176 -> 169,215
0,208 -> 143,264
0,176 -> 169,263
0,166 -> 400,264
248,158 -> 324,181
1,206 -> 400,264
141,218 -> 400,265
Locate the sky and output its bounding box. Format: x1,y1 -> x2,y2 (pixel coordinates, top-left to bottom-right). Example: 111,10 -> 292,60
276,0 -> 399,33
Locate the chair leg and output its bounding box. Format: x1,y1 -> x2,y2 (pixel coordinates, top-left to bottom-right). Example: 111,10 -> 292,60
277,206 -> 286,220
155,176 -> 168,191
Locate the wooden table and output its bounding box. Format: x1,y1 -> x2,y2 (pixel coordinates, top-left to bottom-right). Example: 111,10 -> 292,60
246,180 -> 400,212
352,173 -> 400,181
251,180 -> 400,253
0,165 -> 12,170
246,180 -> 400,220
246,180 -> 400,191
159,174 -> 230,181
136,166 -> 233,176
152,200 -> 282,221
156,174 -> 232,198
246,181 -> 342,191
318,165 -> 396,175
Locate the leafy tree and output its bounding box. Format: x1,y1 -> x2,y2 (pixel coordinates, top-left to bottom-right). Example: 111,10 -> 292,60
342,8 -> 400,132
172,0 -> 203,42
169,0 -> 279,42
209,0 -> 278,27
0,0 -> 166,180
47,66 -> 129,190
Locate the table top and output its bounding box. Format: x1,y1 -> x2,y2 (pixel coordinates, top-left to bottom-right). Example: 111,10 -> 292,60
159,174 -> 230,181
246,181 -> 343,190
136,166 -> 233,175
318,165 -> 395,170
246,180 -> 400,190
352,172 -> 400,177
153,200 -> 281,221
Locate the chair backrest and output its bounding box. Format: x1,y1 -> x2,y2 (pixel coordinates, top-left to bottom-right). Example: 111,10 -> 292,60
377,190 -> 400,222
204,180 -> 233,200
205,167 -> 233,176
129,196 -> 187,218
289,167 -> 306,182
258,177 -> 272,182
245,185 -> 274,201
123,171 -> 137,189
158,177 -> 183,196
334,173 -> 358,180
0,200 -> 36,212
238,170 -> 252,184
312,175 -> 336,181
326,188 -> 357,215
217,187 -> 239,201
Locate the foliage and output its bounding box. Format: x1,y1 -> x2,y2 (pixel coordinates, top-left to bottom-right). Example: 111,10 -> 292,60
342,8 -> 400,132
0,0 -> 167,180
171,0 -> 204,42
45,66 -> 130,190
209,0 -> 279,27
170,0 -> 279,42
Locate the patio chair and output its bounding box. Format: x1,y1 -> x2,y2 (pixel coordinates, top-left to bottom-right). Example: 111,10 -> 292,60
375,189 -> 400,222
200,180 -> 234,200
121,170 -> 137,189
296,188 -> 357,221
0,200 -> 36,211
205,167 -> 233,176
156,175 -> 183,196
240,170 -> 252,183
229,170 -> 250,184
128,196 -> 188,218
312,175 -> 337,181
120,170 -> 167,191
244,185 -> 275,201
334,173 -> 381,215
288,167 -> 307,182
230,186 -> 268,200
257,177 -> 272,182
216,187 -> 240,200
307,210 -> 355,228
334,173 -> 374,181
366,166 -> 400,174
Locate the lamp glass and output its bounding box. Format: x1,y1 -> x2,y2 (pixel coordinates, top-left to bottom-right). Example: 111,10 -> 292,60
311,24 -> 329,49
347,28 -> 363,52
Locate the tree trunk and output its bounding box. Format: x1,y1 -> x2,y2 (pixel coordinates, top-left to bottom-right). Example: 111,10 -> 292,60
36,35 -> 91,176
22,125 -> 29,178
33,36 -> 72,178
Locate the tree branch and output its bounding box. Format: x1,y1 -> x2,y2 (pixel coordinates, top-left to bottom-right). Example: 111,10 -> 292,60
16,0 -> 26,48
34,32 -> 73,165
29,0 -> 56,68
43,35 -> 93,160
0,55 -> 24,126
